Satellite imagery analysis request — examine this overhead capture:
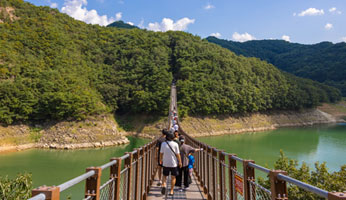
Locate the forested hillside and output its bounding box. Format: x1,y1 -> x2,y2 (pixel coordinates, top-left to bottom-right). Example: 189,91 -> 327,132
206,36 -> 346,96
107,20 -> 138,29
0,0 -> 341,125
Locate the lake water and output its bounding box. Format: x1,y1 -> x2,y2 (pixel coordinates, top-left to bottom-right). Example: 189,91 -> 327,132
1,124 -> 345,199
198,123 -> 346,172
0,136 -> 150,199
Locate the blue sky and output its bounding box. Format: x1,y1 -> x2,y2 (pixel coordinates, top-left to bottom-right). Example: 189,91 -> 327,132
27,0 -> 346,44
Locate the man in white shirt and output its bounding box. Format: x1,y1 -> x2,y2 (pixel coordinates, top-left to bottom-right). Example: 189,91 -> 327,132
160,132 -> 182,196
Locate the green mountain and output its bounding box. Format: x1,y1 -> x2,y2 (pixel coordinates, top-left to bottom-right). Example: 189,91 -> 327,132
107,20 -> 138,29
206,36 -> 346,96
0,0 -> 341,125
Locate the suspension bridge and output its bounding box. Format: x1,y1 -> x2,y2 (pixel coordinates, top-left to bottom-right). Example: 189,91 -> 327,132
29,85 -> 346,200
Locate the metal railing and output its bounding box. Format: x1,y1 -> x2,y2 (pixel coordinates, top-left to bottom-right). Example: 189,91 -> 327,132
30,84 -> 346,200
29,139 -> 159,200
181,129 -> 346,200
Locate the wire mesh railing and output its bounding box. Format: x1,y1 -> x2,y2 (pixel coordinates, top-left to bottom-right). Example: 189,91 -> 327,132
249,179 -> 271,200
29,140 -> 159,200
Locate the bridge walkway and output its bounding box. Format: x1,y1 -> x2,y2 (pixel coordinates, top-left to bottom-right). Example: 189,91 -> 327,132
147,172 -> 206,200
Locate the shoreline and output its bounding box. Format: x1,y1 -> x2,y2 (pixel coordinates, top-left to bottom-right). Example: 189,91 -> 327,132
1,107 -> 345,154
0,136 -> 130,154
180,109 -> 345,137
190,120 -> 344,137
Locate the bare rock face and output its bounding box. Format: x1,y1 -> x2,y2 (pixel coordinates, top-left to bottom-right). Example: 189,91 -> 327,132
0,7 -> 20,23
39,114 -> 123,146
180,108 -> 342,137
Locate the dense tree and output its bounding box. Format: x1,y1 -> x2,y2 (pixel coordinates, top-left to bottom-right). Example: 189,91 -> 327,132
107,20 -> 138,29
259,151 -> 346,200
0,0 -> 341,125
206,37 -> 346,96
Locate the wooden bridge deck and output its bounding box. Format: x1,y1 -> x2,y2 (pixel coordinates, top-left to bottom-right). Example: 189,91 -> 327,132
147,172 -> 206,200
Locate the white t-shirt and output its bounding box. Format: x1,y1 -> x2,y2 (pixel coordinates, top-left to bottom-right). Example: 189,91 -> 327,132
160,141 -> 180,167
173,124 -> 179,131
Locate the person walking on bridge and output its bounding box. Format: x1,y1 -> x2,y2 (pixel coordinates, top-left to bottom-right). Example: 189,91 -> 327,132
176,135 -> 201,190
156,129 -> 169,186
159,132 -> 182,196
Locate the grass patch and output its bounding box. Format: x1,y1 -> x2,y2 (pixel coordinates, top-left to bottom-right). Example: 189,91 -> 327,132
29,127 -> 42,142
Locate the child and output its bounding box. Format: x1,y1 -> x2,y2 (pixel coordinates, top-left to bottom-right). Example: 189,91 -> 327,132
187,153 -> 195,185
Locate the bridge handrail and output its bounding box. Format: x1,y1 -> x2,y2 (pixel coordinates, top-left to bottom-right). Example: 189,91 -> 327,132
180,121 -> 346,199
29,193 -> 46,200
277,173 -> 329,198
30,140 -> 158,200
58,170 -> 95,192
248,162 -> 271,174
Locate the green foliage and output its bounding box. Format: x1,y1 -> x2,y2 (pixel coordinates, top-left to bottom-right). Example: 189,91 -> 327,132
0,173 -> 32,200
206,36 -> 346,96
0,0 -> 341,125
107,20 -> 138,29
258,150 -> 346,200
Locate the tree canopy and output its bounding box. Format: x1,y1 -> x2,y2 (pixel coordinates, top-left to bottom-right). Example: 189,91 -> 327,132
0,0 -> 341,125
207,36 -> 346,96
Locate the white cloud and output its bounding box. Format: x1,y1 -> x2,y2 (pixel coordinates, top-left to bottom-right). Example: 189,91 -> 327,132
127,21 -> 134,26
232,32 -> 256,42
282,35 -> 290,42
297,8 -> 324,16
115,12 -> 122,21
50,3 -> 58,8
147,17 -> 195,32
204,3 -> 215,10
61,0 -> 116,26
325,23 -> 333,30
329,7 -> 342,14
341,37 -> 346,42
210,32 -> 221,38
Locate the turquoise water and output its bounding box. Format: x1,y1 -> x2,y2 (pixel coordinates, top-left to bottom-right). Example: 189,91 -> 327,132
0,136 -> 150,199
198,123 -> 346,172
1,124 -> 346,199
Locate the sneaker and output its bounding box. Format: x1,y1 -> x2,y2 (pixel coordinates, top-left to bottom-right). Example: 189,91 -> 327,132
161,187 -> 166,195
178,187 -> 183,192
157,182 -> 161,186
184,186 -> 189,190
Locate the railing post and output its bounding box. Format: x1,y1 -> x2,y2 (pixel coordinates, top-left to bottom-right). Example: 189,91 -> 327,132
125,152 -> 133,200
219,151 -> 225,200
212,148 -> 218,200
202,144 -> 206,190
85,167 -> 102,200
145,145 -> 150,195
32,186 -> 60,200
269,170 -> 288,200
228,154 -> 237,200
243,160 -> 255,200
140,148 -> 145,200
197,143 -> 203,183
206,146 -> 211,199
147,143 -> 152,192
133,150 -> 140,200
110,157 -> 122,200
328,192 -> 346,200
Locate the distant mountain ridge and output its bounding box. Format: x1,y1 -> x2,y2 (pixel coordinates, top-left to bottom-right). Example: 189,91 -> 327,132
206,36 -> 346,96
107,20 -> 138,29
